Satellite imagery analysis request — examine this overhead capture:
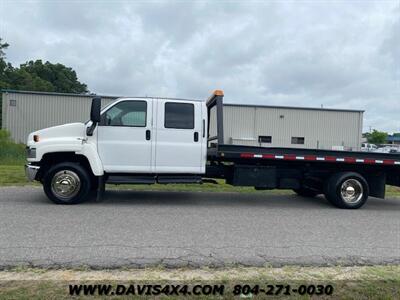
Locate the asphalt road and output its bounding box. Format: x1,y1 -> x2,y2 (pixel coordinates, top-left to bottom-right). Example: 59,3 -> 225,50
0,186 -> 399,269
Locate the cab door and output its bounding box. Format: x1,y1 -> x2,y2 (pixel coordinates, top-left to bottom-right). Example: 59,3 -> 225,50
97,99 -> 153,173
154,100 -> 204,173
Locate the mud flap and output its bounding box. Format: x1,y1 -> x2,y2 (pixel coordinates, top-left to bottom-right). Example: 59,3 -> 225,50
96,175 -> 105,202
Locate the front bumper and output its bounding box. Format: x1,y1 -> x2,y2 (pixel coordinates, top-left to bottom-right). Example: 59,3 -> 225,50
25,164 -> 40,181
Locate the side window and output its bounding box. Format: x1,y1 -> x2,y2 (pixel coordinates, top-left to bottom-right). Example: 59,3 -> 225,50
258,136 -> 272,143
164,102 -> 194,129
291,137 -> 305,144
101,101 -> 147,127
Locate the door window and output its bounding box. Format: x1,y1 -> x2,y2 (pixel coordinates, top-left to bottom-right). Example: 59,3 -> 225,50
164,102 -> 194,129
101,101 -> 147,127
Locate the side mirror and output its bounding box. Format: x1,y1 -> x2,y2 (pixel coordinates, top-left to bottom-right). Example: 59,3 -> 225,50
87,97 -> 101,136
90,97 -> 101,123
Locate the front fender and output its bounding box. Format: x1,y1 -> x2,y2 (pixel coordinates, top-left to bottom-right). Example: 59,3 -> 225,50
33,138 -> 82,161
76,142 -> 104,176
29,138 -> 104,176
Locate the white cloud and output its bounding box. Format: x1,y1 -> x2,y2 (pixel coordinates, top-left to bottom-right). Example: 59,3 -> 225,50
1,0 -> 399,132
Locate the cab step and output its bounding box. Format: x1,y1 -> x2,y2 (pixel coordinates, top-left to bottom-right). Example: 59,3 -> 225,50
157,175 -> 202,184
106,175 -> 202,185
107,175 -> 155,184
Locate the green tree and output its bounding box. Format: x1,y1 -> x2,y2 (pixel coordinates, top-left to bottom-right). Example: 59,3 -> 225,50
365,130 -> 388,144
20,60 -> 88,93
5,67 -> 53,91
0,38 -> 12,88
0,39 -> 89,125
0,38 -> 12,126
0,38 -> 9,58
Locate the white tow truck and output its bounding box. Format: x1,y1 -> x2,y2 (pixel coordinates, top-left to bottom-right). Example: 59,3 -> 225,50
26,90 -> 400,208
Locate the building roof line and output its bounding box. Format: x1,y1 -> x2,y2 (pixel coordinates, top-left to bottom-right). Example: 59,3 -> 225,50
1,89 -> 202,102
224,103 -> 364,113
2,89 -> 364,113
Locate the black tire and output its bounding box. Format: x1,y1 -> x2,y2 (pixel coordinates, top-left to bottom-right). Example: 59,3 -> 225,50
324,172 -> 369,209
43,162 -> 92,204
293,187 -> 319,197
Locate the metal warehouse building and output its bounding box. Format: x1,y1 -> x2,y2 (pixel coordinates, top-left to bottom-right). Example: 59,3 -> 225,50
2,90 -> 363,150
209,104 -> 364,150
2,90 -> 118,143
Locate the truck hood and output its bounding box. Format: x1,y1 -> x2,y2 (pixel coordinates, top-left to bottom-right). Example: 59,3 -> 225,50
27,123 -> 86,145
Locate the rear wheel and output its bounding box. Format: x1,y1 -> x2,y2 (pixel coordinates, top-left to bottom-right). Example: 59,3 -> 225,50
293,187 -> 319,197
324,172 -> 369,209
43,162 -> 92,204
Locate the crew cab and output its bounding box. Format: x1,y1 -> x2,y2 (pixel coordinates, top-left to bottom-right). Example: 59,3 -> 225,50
26,90 -> 400,208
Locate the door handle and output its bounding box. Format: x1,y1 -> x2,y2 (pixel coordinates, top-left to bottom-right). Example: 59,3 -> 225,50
194,132 -> 199,142
146,130 -> 151,140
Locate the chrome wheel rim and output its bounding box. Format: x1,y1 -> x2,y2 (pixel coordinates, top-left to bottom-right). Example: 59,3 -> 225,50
51,170 -> 81,200
340,179 -> 363,204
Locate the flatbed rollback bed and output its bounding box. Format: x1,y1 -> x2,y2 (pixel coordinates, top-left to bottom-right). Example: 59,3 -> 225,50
205,91 -> 400,209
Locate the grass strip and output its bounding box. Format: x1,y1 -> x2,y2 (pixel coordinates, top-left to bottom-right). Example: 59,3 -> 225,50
0,266 -> 399,299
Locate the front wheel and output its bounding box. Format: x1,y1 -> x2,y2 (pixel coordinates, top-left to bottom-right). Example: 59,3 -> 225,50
324,172 -> 369,209
43,162 -> 92,204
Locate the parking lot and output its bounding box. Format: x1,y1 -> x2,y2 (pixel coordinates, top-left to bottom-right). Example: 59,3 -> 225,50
0,186 -> 399,269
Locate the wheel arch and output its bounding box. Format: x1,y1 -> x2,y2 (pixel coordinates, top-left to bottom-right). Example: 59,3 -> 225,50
38,151 -> 103,180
